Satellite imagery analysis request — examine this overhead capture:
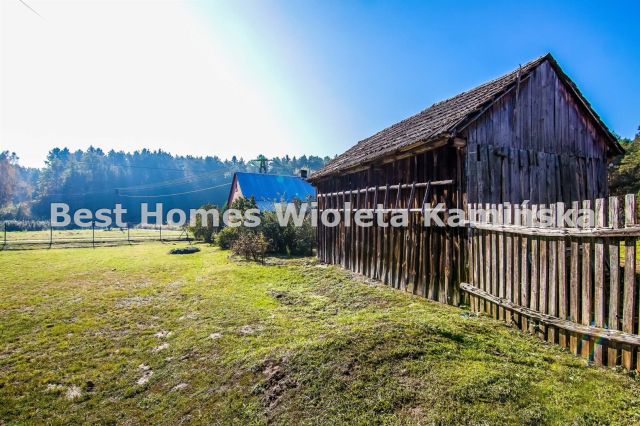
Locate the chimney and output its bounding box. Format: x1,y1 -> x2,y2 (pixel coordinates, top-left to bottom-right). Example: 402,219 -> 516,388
299,168 -> 308,179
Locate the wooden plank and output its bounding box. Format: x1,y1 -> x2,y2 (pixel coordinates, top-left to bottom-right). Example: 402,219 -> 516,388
460,283 -> 640,346
557,202 -> 568,348
608,196 -> 621,367
569,200 -> 580,355
463,222 -> 640,238
520,204 -> 529,332
538,204 -> 549,340
513,203 -> 521,328
622,194 -> 636,369
484,203 -> 492,314
581,199 -> 593,360
505,203 -> 513,325
477,205 -> 486,313
381,184 -> 388,282
498,203 -> 506,320
491,203 -> 499,318
548,204 -> 558,344
593,198 -> 606,365
530,204 -> 539,333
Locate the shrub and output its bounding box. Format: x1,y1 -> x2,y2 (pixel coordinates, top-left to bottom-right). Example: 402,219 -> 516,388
261,204 -> 314,256
217,197 -> 315,257
189,203 -> 219,243
168,246 -> 201,255
231,232 -> 268,262
217,226 -> 239,249
0,220 -> 50,232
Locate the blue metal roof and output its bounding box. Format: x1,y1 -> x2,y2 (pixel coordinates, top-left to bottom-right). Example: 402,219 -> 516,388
234,172 -> 316,211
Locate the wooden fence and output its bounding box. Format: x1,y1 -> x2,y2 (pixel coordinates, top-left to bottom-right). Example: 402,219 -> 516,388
464,194 -> 640,369
316,180 -> 464,306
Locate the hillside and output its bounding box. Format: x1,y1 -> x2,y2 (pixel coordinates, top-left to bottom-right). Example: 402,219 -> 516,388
0,148 -> 329,221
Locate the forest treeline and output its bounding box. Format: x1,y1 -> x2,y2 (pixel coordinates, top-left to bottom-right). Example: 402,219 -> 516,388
2,127 -> 639,223
0,147 -> 330,222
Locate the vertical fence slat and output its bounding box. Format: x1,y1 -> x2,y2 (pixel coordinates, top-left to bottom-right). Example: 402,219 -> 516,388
557,202 -> 568,348
490,203 -> 498,319
505,203 -> 513,325
468,204 -> 475,311
520,205 -> 529,332
530,204 -> 539,334
569,201 -> 580,356
513,204 -> 521,328
581,199 -> 593,360
538,204 -> 548,340
623,194 -> 636,369
608,196 -> 621,367
548,204 -> 558,344
498,203 -> 506,321
593,198 -> 605,365
479,205 -> 487,313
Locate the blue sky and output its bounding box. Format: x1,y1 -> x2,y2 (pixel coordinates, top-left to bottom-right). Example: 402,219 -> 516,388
2,0 -> 638,167
197,0 -> 639,142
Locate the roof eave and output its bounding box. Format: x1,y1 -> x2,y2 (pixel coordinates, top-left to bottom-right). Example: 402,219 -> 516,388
308,135 -> 450,183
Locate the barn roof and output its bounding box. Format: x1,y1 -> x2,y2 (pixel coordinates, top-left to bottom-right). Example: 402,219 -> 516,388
310,53 -> 622,181
229,172 -> 316,211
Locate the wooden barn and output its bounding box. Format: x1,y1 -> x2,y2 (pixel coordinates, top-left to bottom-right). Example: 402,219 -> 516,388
309,53 -> 623,306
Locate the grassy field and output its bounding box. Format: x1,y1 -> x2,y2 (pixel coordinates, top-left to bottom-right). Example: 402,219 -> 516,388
3,227 -> 185,242
2,243 -> 640,425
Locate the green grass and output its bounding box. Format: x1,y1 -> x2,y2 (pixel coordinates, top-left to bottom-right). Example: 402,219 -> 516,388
1,243 -> 640,425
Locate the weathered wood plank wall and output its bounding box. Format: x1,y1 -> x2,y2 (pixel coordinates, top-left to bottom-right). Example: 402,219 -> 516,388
315,146 -> 465,305
464,61 -> 610,205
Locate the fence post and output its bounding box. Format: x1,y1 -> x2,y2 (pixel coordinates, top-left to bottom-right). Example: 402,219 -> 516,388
622,194 -> 636,370
159,223 -> 162,242
49,220 -> 53,249
3,222 -> 6,248
92,221 -> 95,248
127,225 -> 131,244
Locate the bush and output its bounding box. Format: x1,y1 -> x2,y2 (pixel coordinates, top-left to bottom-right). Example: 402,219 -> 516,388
189,203 -> 219,243
261,204 -> 314,256
0,220 -> 50,232
217,226 -> 239,249
168,246 -> 201,255
231,232 -> 268,262
217,197 -> 315,257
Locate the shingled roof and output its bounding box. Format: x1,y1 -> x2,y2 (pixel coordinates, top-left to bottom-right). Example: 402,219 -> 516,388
310,53 -> 621,181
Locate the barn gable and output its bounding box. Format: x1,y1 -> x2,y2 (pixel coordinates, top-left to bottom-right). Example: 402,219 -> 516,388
463,59 -> 618,204
311,53 -> 622,182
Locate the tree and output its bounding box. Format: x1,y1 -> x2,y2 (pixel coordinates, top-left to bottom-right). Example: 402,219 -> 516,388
609,127 -> 640,195
0,151 -> 18,207
189,203 -> 219,243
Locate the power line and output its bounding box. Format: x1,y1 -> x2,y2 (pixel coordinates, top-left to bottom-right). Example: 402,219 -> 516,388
115,168 -> 232,192
74,160 -> 189,172
17,0 -> 43,18
117,182 -> 231,198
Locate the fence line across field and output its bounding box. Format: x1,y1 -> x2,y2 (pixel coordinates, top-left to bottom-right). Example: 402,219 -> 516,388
1,223 -> 191,249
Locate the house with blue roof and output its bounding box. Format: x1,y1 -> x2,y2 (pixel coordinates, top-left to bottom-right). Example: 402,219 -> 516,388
226,172 -> 316,211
